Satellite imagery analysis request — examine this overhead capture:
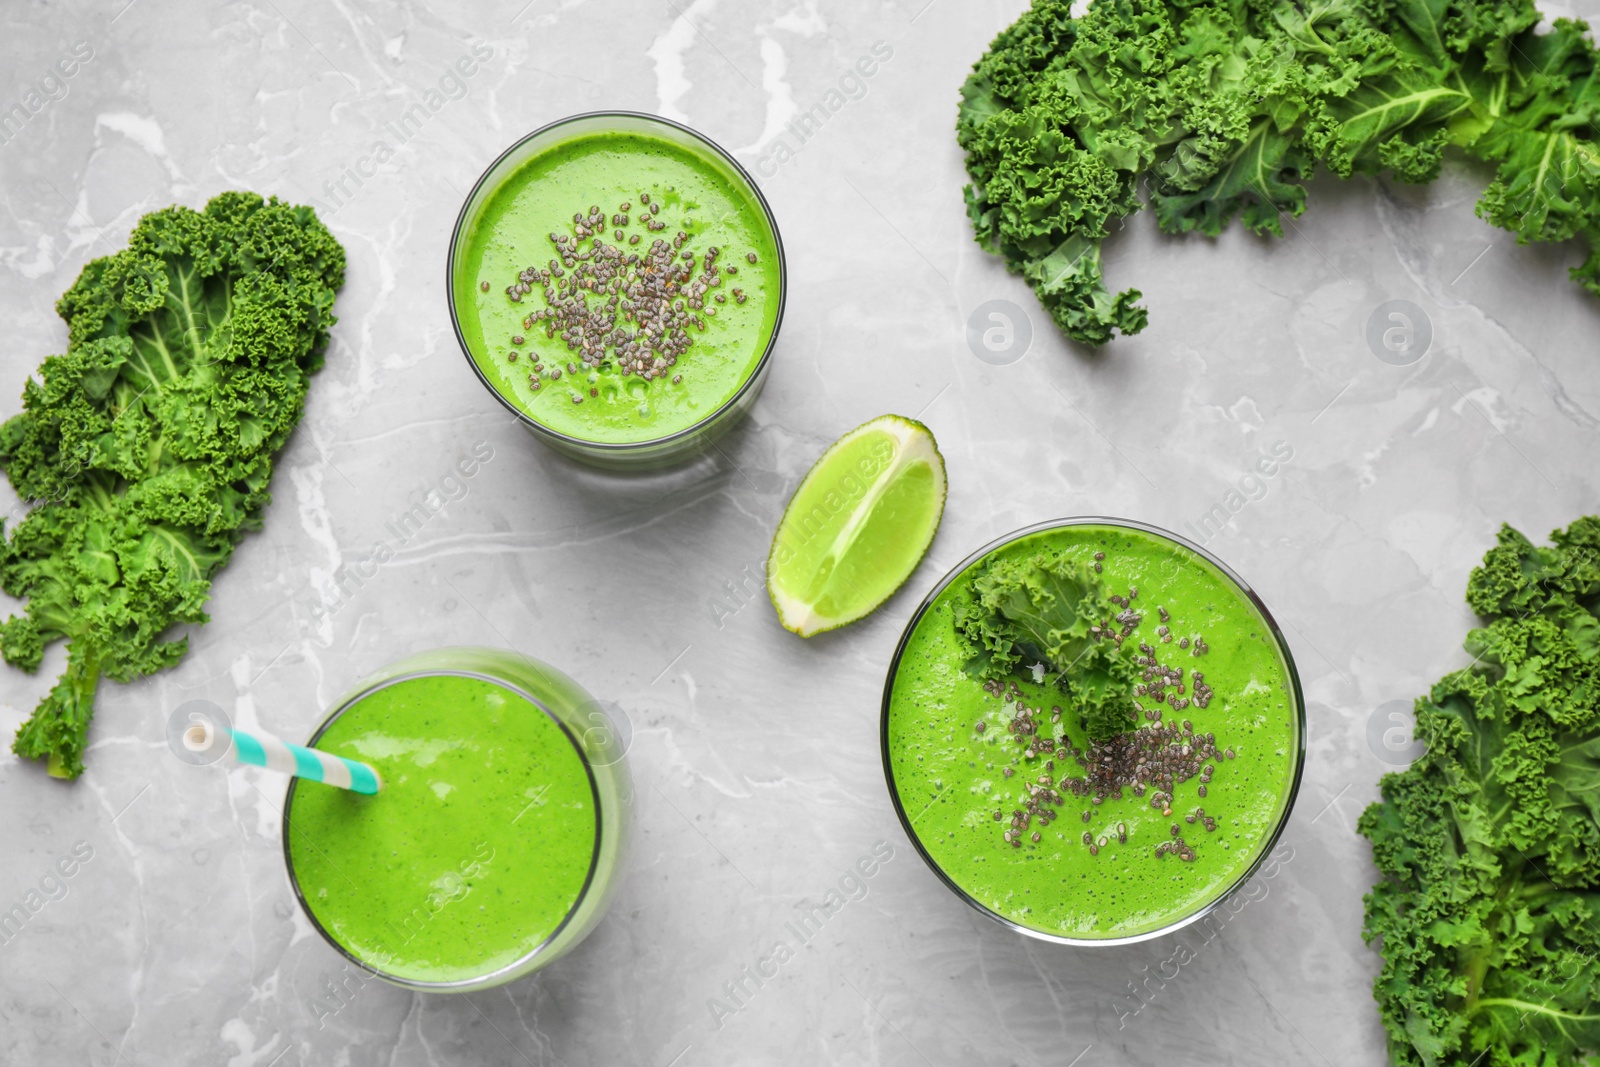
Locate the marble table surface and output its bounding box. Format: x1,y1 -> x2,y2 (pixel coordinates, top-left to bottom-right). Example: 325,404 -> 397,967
4,1 -> 1600,1064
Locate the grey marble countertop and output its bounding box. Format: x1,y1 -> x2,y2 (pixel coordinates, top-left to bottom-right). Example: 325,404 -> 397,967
4,1 -> 1600,1064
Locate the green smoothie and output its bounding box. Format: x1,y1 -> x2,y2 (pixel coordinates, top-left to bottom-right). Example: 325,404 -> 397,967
452,128 -> 782,445
286,673 -> 599,984
884,523 -> 1301,940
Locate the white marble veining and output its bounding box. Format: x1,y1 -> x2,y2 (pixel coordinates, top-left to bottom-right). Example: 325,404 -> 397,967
3,1 -> 1600,1064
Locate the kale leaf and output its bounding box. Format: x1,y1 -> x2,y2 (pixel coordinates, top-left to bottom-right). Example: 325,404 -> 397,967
1359,516 -> 1600,1066
952,551 -> 1139,741
959,0 -> 1600,346
0,192 -> 345,778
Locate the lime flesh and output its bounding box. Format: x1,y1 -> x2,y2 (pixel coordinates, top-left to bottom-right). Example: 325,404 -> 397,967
767,415 -> 946,637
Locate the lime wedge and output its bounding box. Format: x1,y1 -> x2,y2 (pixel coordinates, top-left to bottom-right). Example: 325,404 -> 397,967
767,415 -> 946,637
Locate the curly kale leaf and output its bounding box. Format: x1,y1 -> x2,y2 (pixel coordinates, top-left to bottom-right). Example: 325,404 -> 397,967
0,192 -> 345,778
1358,516 -> 1600,1066
952,551 -> 1138,742
958,0 -> 1600,346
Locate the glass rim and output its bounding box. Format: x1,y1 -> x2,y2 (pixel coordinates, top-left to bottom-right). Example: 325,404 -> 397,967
281,667 -> 605,992
445,109 -> 788,456
878,515 -> 1308,948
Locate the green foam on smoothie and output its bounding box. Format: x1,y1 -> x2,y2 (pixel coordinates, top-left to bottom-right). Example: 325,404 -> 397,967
453,129 -> 782,444
286,673 -> 598,983
885,524 -> 1300,940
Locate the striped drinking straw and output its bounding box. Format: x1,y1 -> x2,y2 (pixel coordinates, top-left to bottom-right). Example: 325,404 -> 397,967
181,720 -> 382,795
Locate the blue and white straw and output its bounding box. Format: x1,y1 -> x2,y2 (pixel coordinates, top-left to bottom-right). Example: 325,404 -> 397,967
182,721 -> 382,795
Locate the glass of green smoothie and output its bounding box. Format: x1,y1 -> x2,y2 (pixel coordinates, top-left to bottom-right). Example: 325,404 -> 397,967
282,647 -> 631,991
448,112 -> 786,470
881,518 -> 1305,946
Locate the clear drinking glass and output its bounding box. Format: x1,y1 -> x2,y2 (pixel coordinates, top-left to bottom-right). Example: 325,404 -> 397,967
880,517 -> 1306,946
447,111 -> 786,471
282,647 -> 631,991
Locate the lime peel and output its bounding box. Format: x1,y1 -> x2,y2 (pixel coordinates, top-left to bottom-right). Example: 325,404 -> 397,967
767,414 -> 947,637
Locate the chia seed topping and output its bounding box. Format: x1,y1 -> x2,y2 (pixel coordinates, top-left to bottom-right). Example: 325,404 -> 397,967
503,196 -> 754,391
973,549 -> 1226,860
